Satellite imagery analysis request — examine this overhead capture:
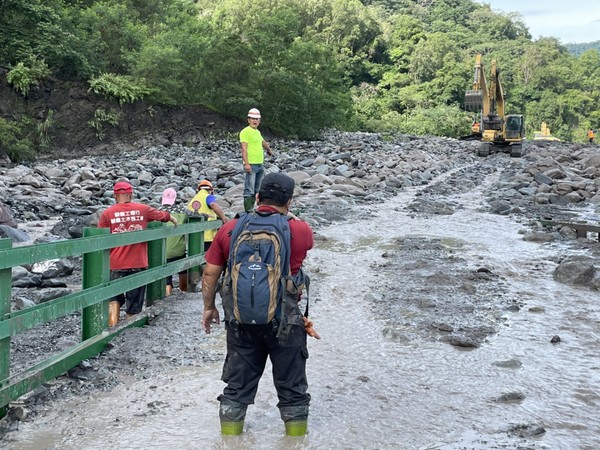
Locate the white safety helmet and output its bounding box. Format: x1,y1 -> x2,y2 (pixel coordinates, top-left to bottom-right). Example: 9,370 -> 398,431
247,108 -> 261,119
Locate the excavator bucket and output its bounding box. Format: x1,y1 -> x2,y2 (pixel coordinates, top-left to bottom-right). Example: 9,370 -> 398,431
464,89 -> 483,111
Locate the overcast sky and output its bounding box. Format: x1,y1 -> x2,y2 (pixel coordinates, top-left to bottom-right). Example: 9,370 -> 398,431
482,1 -> 600,43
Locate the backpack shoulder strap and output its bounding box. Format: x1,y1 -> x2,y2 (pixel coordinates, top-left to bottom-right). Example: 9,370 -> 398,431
226,213 -> 253,270
228,212 -> 253,242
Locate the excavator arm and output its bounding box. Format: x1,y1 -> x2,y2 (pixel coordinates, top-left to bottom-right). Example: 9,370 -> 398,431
465,54 -> 487,113
482,58 -> 505,138
465,54 -> 504,134
488,59 -> 505,119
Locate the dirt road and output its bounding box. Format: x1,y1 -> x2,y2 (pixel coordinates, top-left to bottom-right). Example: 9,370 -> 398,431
2,149 -> 600,449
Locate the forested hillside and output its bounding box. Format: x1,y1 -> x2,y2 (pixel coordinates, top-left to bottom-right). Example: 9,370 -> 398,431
1,0 -> 599,161
565,41 -> 600,57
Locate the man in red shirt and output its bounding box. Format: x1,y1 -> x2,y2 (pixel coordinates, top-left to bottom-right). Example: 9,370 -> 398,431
98,181 -> 177,323
201,172 -> 314,437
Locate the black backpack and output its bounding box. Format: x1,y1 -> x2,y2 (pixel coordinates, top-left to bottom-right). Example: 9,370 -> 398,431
220,211 -> 305,334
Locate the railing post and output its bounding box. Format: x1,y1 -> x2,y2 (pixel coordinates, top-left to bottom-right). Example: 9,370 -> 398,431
0,238 -> 12,417
187,216 -> 206,292
146,222 -> 166,306
82,227 -> 110,340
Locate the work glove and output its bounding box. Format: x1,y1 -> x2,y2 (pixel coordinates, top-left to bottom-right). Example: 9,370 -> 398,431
303,316 -> 321,340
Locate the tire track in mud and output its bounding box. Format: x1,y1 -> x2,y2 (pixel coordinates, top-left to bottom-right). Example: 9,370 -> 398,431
304,154 -> 577,448
298,155 -> 557,448
369,156 -> 520,347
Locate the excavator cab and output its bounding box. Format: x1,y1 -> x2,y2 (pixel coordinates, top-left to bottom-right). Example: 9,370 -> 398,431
505,114 -> 524,139
504,114 -> 524,157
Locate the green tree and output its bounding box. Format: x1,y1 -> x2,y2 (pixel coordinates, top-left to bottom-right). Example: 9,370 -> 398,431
0,0 -> 94,79
409,32 -> 462,83
303,0 -> 383,83
467,6 -> 530,42
573,50 -> 600,95
0,0 -> 64,65
130,42 -> 184,105
400,104 -> 472,137
194,0 -> 354,137
383,14 -> 425,71
259,38 -> 352,137
74,1 -> 148,74
0,118 -> 35,162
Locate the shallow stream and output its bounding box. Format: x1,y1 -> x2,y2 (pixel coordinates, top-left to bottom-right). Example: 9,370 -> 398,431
7,167 -> 600,449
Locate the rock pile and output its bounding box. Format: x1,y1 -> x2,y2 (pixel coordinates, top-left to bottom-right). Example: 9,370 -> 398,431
2,132 -> 600,300
1,131 -> 478,234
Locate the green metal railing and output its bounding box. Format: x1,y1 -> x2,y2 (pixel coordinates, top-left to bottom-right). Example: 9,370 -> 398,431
0,216 -> 220,417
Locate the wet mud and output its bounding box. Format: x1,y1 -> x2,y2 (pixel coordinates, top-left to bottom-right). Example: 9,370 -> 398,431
2,152 -> 600,449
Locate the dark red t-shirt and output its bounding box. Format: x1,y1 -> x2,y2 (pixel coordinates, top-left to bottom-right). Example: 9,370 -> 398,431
98,201 -> 172,270
205,206 -> 313,275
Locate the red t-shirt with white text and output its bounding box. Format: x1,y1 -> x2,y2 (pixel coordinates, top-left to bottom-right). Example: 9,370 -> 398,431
98,202 -> 171,270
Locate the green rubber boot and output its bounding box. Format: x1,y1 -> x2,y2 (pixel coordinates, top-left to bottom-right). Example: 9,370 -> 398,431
285,420 -> 307,437
221,420 -> 244,435
243,196 -> 255,212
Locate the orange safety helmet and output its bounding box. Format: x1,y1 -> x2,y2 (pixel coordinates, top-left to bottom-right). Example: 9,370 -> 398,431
197,180 -> 214,190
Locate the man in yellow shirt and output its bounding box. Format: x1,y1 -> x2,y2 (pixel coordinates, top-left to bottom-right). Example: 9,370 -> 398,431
239,108 -> 273,212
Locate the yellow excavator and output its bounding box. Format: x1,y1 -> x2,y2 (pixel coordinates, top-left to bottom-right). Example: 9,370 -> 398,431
464,54 -> 525,157
533,122 -> 560,141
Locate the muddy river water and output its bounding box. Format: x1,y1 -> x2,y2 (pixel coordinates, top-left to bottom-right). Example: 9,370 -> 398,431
6,167 -> 600,449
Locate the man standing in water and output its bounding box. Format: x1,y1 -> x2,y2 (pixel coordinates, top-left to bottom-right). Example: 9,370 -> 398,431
201,173 -> 315,437
240,108 -> 273,212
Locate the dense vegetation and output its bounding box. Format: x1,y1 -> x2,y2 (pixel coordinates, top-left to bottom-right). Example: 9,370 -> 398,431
1,0 -> 599,160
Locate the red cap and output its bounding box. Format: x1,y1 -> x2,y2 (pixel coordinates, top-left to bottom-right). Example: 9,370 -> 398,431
114,181 -> 133,194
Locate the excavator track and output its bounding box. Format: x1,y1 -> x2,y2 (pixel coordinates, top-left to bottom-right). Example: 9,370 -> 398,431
510,144 -> 523,157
